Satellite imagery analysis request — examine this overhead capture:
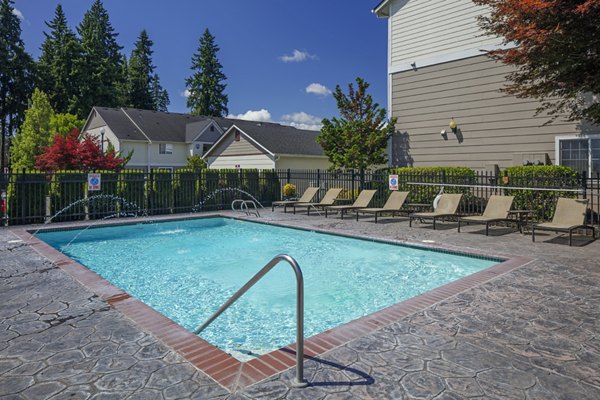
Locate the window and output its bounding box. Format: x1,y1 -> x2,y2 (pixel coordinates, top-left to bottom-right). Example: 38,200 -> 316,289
159,143 -> 173,155
203,144 -> 212,154
557,136 -> 600,176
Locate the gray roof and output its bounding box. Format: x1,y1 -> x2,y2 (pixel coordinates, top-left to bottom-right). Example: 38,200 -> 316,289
92,107 -> 324,156
232,120 -> 324,156
94,107 -> 215,142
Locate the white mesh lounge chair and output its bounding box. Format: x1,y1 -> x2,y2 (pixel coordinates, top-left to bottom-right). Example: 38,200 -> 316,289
324,190 -> 377,219
457,195 -> 515,236
532,198 -> 596,246
355,191 -> 409,223
271,187 -> 319,212
409,193 -> 463,230
293,188 -> 343,215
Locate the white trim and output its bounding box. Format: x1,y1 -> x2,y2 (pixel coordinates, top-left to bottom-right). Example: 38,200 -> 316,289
189,120 -> 224,143
372,0 -> 393,17
555,134 -> 600,176
120,107 -> 152,143
202,124 -> 275,159
81,108 -> 99,134
388,43 -> 511,74
277,154 -> 328,159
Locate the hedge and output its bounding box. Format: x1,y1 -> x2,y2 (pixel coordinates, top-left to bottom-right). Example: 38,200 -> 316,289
502,165 -> 580,220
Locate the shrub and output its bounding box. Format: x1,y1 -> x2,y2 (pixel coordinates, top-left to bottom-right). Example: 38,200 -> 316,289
390,166 -> 476,206
502,165 -> 579,220
173,169 -> 198,212
282,183 -> 296,198
148,169 -> 173,214
7,170 -> 47,224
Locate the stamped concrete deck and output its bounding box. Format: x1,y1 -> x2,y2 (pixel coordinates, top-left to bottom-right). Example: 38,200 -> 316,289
1,210 -> 599,399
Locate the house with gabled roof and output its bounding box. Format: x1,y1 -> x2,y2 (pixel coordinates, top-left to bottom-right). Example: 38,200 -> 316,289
373,0 -> 600,175
203,120 -> 331,170
82,107 -> 330,171
82,107 -> 226,170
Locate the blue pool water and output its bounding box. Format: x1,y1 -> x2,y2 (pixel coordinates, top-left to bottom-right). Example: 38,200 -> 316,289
37,218 -> 498,360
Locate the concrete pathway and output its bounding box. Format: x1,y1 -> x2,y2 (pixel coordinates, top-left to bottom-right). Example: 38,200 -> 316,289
1,211 -> 599,399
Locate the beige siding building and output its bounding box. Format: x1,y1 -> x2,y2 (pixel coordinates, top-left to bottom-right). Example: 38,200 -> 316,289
204,121 -> 331,170
374,0 -> 600,174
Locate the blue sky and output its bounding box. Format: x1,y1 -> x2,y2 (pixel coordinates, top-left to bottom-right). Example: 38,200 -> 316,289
13,0 -> 388,130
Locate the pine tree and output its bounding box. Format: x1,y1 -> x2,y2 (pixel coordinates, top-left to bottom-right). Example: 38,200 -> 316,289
0,0 -> 35,171
37,4 -> 81,115
128,30 -> 155,109
150,73 -> 170,112
10,89 -> 55,170
185,28 -> 228,117
74,0 -> 123,117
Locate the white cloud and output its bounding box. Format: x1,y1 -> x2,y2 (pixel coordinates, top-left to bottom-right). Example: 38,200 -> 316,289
227,109 -> 273,122
12,7 -> 24,20
281,112 -> 323,131
279,49 -> 317,63
181,89 -> 191,98
305,83 -> 332,96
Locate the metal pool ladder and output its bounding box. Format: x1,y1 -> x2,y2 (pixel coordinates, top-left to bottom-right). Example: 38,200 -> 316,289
194,254 -> 308,388
231,199 -> 261,217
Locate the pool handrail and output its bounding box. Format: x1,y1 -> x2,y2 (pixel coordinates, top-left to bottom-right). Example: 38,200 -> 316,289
231,199 -> 261,217
194,254 -> 307,388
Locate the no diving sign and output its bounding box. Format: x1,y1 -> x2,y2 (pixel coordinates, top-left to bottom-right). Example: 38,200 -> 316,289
389,175 -> 399,191
88,173 -> 101,191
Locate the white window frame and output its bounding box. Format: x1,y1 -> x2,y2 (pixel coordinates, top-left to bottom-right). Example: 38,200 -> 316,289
555,135 -> 600,177
159,143 -> 173,155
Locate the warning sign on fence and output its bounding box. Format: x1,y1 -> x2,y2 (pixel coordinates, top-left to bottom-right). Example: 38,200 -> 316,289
87,173 -> 101,191
389,175 -> 399,191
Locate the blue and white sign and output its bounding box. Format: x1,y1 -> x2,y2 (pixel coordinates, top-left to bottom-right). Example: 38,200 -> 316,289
389,175 -> 399,191
88,173 -> 101,191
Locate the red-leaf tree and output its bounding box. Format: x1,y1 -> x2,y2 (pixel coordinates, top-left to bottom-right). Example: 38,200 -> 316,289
473,0 -> 600,124
35,129 -> 126,171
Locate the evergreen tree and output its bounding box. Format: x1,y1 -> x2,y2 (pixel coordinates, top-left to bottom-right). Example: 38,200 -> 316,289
185,28 -> 228,117
128,30 -> 155,109
37,4 -> 81,115
115,54 -> 129,107
74,0 -> 123,117
0,0 -> 35,171
10,89 -> 55,170
317,78 -> 396,173
150,73 -> 170,112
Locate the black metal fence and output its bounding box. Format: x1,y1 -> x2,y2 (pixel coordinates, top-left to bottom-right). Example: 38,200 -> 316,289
1,169 -> 599,226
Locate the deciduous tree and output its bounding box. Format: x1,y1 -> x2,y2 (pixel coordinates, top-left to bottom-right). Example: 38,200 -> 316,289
35,129 -> 126,171
317,78 -> 396,173
10,89 -> 55,170
473,0 -> 600,124
186,28 -> 228,117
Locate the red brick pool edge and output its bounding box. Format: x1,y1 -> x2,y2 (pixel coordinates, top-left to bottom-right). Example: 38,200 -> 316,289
10,223 -> 533,392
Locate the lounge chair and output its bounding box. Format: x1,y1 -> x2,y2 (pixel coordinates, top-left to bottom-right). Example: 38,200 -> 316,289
532,198 -> 596,246
409,193 -> 463,230
293,188 -> 343,215
457,195 -> 515,236
271,187 -> 319,212
324,190 -> 377,219
355,191 -> 409,223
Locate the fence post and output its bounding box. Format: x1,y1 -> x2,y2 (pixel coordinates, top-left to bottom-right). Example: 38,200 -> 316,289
582,171 -> 587,199
317,169 -> 321,189
360,169 -> 365,192
286,168 -> 291,185
351,170 -> 355,201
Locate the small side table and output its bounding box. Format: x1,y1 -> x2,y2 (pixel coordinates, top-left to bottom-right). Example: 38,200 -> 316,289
508,210 -> 534,234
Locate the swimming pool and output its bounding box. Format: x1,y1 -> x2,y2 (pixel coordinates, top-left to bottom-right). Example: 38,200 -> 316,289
37,217 -> 499,360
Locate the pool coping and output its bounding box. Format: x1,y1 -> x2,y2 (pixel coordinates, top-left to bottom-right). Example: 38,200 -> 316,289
9,214 -> 534,392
